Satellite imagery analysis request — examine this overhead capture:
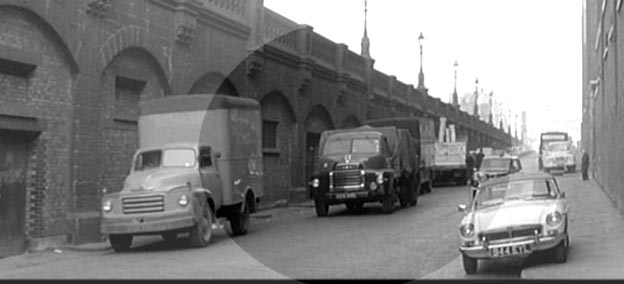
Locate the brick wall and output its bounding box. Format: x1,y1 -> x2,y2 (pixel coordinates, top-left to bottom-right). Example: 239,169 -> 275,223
0,6 -> 74,238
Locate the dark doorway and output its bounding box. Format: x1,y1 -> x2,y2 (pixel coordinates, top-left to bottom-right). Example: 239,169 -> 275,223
0,130 -> 31,258
305,132 -> 321,185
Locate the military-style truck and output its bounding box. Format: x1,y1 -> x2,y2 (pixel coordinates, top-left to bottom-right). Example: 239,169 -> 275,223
367,117 -> 436,195
100,94 -> 264,251
307,125 -> 419,216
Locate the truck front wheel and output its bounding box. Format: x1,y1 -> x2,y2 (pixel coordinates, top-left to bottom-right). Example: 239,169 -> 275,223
229,201 -> 250,236
109,234 -> 133,252
315,198 -> 329,217
189,201 -> 212,247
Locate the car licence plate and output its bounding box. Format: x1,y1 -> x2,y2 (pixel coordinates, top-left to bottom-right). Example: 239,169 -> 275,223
489,244 -> 531,258
335,193 -> 357,199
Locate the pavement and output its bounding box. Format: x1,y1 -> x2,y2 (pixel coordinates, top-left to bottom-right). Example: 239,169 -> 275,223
520,175 -> 624,279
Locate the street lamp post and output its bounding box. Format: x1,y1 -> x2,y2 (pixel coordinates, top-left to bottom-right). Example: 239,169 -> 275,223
417,32 -> 425,90
473,78 -> 479,117
452,59 -> 458,106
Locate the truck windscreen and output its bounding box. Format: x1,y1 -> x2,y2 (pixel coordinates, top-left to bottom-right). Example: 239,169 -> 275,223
323,138 -> 381,156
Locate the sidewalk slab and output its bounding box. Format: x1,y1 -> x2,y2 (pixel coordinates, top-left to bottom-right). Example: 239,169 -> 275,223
521,177 -> 624,279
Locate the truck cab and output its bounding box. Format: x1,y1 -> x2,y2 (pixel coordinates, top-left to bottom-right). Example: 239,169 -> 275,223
100,94 -> 263,251
308,126 -> 413,216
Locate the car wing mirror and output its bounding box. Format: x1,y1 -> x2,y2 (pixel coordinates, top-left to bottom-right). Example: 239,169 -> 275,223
458,204 -> 467,212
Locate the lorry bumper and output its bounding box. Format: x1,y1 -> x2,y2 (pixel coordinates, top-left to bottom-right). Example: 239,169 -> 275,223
101,211 -> 195,235
325,189 -> 386,203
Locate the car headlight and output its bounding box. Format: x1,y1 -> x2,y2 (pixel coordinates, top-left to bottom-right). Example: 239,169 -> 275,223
178,194 -> 189,206
102,199 -> 113,212
311,178 -> 320,188
460,223 -> 475,238
546,211 -> 563,226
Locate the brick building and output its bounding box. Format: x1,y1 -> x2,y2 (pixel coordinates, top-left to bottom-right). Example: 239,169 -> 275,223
582,0 -> 624,216
0,0 -> 515,257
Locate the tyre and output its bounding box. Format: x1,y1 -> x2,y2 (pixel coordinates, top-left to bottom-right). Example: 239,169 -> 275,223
409,176 -> 419,206
399,184 -> 410,208
409,187 -> 418,207
382,190 -> 396,214
462,253 -> 478,274
229,201 -> 250,236
552,240 -> 568,263
426,179 -> 433,194
315,198 -> 329,217
109,234 -> 133,252
189,200 -> 212,248
161,232 -> 178,243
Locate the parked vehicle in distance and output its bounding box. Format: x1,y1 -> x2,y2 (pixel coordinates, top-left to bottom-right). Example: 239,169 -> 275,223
541,141 -> 576,174
432,117 -> 468,186
308,125 -> 419,216
538,131 -> 569,170
469,155 -> 522,201
100,94 -> 263,252
457,172 -> 570,274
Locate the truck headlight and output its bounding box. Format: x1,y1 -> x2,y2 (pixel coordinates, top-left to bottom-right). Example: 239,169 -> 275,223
460,223 -> 475,238
546,211 -> 563,226
311,178 -> 320,188
178,194 -> 189,206
102,199 -> 113,212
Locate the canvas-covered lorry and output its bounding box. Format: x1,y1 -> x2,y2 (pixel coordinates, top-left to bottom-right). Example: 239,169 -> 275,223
307,125 -> 419,216
432,117 -> 468,186
367,117 -> 436,195
100,94 -> 263,251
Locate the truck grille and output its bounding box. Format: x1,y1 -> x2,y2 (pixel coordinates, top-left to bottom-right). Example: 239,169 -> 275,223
331,170 -> 363,190
480,225 -> 542,242
122,195 -> 165,214
335,163 -> 360,171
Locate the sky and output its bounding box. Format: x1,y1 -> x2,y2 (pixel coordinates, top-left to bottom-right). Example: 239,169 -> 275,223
264,0 -> 583,148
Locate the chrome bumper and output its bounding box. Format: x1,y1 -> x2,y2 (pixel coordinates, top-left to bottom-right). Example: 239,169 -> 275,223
101,210 -> 195,235
459,233 -> 567,259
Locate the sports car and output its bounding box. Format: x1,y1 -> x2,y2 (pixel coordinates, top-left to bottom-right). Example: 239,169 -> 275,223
457,172 -> 570,274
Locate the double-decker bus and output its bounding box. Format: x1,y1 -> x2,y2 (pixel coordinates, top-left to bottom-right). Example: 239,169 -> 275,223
538,131 -> 569,170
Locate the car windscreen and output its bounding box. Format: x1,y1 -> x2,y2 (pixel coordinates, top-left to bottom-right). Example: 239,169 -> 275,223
480,158 -> 510,171
474,179 -> 557,209
546,143 -> 569,152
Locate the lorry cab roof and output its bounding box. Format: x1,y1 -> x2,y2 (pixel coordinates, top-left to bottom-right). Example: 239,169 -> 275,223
136,142 -> 200,152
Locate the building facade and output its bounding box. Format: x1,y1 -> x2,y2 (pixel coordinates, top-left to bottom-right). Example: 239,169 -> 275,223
0,0 -> 516,257
582,0 -> 624,216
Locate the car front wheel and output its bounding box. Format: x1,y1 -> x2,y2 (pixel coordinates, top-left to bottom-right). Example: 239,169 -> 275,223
109,234 -> 133,252
315,198 -> 329,217
462,253 -> 478,274
553,238 -> 568,263
189,200 -> 212,248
